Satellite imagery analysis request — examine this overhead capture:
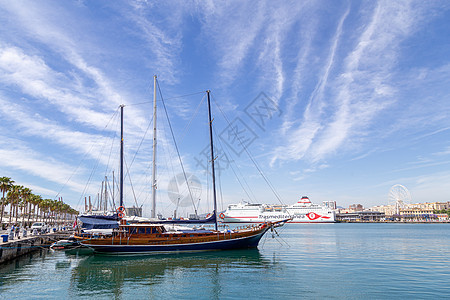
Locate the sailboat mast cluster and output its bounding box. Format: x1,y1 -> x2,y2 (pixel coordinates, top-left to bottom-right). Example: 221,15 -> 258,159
73,77 -> 287,254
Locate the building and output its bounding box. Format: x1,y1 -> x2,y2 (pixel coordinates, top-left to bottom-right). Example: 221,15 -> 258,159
369,201 -> 450,222
337,211 -> 385,222
349,204 -> 364,212
322,201 -> 337,210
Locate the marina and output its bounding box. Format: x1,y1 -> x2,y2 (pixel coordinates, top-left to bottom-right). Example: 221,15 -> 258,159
1,1 -> 450,299
1,223 -> 449,299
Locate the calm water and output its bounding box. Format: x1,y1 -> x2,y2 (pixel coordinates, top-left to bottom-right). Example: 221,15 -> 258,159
1,223 -> 449,299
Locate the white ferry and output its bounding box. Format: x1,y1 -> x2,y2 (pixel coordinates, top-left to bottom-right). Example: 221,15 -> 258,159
220,196 -> 336,223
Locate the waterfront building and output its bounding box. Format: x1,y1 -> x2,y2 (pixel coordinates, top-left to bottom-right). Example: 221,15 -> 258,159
370,205 -> 396,216
322,201 -> 337,210
369,201 -> 450,222
337,211 -> 385,222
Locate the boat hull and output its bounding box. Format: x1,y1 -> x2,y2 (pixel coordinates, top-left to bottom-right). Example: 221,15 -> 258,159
222,209 -> 336,223
82,229 -> 268,254
222,199 -> 336,223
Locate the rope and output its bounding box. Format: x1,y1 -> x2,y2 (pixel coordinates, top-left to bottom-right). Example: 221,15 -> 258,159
211,94 -> 286,206
156,79 -> 198,215
126,91 -> 205,106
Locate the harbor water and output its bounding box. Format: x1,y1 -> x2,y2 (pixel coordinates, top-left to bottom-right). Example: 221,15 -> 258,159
1,223 -> 449,299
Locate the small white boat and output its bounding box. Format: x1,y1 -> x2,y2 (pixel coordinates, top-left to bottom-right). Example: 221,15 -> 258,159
50,239 -> 80,250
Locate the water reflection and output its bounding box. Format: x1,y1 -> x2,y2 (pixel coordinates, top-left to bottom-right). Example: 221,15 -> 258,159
69,249 -> 275,298
0,248 -> 48,279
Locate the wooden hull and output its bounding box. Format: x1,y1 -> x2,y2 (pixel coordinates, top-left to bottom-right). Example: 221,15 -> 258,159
81,228 -> 269,254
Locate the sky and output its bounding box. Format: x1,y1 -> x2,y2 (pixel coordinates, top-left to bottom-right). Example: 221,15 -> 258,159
1,0 -> 450,217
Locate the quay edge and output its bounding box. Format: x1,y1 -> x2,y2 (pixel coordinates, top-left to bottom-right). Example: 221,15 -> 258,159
0,233 -> 72,264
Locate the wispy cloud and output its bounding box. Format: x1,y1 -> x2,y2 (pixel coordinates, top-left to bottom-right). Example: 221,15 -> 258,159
270,3 -> 350,165
0,2 -> 151,129
0,137 -> 88,194
272,1 -> 426,167
197,1 -> 266,87
123,1 -> 184,85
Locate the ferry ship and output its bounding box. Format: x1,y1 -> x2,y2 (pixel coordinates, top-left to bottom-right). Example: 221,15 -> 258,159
220,196 -> 336,223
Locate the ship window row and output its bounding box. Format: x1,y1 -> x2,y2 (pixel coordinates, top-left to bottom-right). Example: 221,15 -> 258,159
128,227 -> 159,234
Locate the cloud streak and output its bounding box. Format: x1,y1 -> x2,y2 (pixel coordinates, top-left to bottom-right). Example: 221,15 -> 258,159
271,1 -> 428,166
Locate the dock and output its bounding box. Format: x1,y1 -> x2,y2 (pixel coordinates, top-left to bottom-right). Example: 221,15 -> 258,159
0,231 -> 72,264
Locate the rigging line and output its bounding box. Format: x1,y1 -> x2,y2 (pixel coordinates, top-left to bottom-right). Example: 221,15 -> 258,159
123,155 -> 140,209
106,180 -> 116,211
178,94 -> 206,144
83,127 -> 118,202
211,124 -> 256,203
125,103 -> 154,202
129,114 -> 154,169
217,167 -> 224,212
103,125 -> 118,178
77,107 -> 122,206
211,94 -> 286,206
272,227 -> 290,247
57,106 -> 120,203
126,91 -> 205,106
156,79 -> 198,216
274,226 -> 291,247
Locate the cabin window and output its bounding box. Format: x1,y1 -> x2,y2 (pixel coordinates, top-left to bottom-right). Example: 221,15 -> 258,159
138,228 -> 145,234
146,228 -> 153,234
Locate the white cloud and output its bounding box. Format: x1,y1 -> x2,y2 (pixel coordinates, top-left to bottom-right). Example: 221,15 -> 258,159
272,1 -> 426,166
0,138 -> 87,193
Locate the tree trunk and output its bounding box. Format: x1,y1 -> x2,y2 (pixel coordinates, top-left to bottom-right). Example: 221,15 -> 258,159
9,201 -> 13,225
15,201 -> 19,224
27,202 -> 32,224
0,194 -> 4,226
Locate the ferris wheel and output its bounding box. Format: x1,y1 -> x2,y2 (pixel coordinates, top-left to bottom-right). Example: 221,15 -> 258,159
388,184 -> 411,214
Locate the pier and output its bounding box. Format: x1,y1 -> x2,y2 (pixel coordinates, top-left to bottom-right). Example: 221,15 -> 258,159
0,231 -> 72,264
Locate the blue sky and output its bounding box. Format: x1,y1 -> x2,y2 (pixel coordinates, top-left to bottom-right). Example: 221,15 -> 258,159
1,1 -> 450,216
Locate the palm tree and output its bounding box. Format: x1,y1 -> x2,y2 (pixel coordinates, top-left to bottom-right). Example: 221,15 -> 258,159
14,185 -> 25,224
41,199 -> 52,224
20,187 -> 32,225
28,194 -> 41,223
60,203 -> 70,223
7,185 -> 21,225
34,195 -> 44,222
0,177 -> 14,227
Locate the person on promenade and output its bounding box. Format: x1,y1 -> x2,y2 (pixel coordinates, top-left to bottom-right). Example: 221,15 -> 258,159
15,224 -> 20,239
9,224 -> 15,240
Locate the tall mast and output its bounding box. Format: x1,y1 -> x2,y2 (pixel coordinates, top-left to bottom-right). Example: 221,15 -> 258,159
120,104 -> 124,208
207,90 -> 218,231
104,175 -> 108,212
100,181 -> 104,210
151,75 -> 157,218
112,171 -> 115,208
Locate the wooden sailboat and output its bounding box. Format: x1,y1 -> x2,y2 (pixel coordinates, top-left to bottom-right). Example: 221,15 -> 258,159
76,78 -> 287,254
